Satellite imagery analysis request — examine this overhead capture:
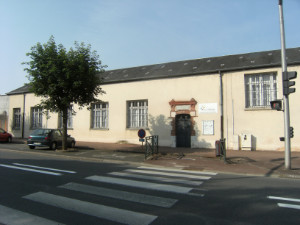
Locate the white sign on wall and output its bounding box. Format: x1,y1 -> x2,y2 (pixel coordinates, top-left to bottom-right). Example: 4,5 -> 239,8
202,120 -> 214,135
199,103 -> 218,114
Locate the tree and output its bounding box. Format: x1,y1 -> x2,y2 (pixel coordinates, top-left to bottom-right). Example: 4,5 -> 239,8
23,36 -> 106,150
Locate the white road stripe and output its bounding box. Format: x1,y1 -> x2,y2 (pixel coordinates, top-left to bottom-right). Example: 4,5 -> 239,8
138,166 -> 218,176
0,164 -> 61,176
125,169 -> 211,180
109,171 -> 203,186
86,175 -> 193,194
13,163 -> 76,174
278,203 -> 300,210
23,192 -> 157,225
60,182 -> 177,208
0,204 -> 64,225
268,196 -> 300,203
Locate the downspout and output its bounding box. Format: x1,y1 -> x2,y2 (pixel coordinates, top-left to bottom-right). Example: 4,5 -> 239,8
219,71 -> 226,162
22,93 -> 26,139
219,71 -> 224,140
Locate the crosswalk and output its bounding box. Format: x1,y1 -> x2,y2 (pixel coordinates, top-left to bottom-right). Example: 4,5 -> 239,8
268,196 -> 300,210
0,163 -> 76,176
0,166 -> 216,225
0,204 -> 64,225
24,192 -> 157,225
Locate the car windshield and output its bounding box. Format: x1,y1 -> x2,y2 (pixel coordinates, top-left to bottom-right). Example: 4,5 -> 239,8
31,129 -> 52,136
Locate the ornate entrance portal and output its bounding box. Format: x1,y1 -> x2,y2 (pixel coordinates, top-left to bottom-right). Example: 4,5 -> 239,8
176,114 -> 191,147
169,99 -> 197,148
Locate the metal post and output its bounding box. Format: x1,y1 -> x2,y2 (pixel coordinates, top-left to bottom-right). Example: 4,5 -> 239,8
219,71 -> 226,162
278,0 -> 291,169
22,93 -> 26,139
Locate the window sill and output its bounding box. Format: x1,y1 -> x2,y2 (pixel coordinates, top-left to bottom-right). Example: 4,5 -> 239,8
244,107 -> 272,111
90,128 -> 109,131
126,127 -> 149,130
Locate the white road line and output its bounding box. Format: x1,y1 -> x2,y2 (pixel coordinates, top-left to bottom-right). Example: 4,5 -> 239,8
278,203 -> 300,210
0,164 -> 61,176
138,166 -> 218,176
109,171 -> 203,186
125,169 -> 211,180
13,163 -> 76,174
60,182 -> 177,208
23,192 -> 157,225
0,204 -> 64,225
268,196 -> 300,203
86,175 -> 193,194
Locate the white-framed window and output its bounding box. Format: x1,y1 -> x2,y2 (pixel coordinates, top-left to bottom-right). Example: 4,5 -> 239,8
58,106 -> 73,129
91,102 -> 109,129
245,72 -> 277,108
127,100 -> 148,128
13,108 -> 21,130
31,107 -> 43,129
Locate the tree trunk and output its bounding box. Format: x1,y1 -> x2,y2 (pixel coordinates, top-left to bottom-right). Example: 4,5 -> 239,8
62,108 -> 68,150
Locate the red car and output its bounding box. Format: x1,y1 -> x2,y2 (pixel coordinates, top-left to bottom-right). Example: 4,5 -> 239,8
0,128 -> 12,143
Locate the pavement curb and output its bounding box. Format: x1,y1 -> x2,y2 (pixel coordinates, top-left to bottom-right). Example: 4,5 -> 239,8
3,141 -> 300,179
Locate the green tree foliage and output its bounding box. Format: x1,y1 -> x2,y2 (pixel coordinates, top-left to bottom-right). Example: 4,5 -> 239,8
23,36 -> 106,150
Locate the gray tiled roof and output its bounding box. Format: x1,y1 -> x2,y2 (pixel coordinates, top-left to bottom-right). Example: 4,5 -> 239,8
101,47 -> 300,84
6,84 -> 31,95
7,47 -> 300,95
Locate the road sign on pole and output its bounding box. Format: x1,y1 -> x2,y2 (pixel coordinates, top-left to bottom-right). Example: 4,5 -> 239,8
138,129 -> 146,139
138,129 -> 146,150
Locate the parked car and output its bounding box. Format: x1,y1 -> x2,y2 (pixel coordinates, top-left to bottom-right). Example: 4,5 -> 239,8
27,129 -> 76,150
0,128 -> 12,143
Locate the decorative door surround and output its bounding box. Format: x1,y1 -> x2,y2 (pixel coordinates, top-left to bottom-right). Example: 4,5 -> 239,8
169,98 -> 197,136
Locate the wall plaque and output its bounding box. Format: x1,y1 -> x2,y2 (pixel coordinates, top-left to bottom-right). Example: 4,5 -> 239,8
202,120 -> 214,135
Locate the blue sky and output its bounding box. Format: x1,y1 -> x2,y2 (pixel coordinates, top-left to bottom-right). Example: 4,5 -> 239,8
1,0 -> 299,95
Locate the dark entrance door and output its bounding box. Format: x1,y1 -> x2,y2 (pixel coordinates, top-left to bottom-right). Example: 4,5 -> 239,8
176,114 -> 191,148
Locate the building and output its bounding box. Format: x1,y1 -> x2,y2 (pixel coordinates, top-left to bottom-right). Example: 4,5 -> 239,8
6,47 -> 300,151
0,95 -> 9,130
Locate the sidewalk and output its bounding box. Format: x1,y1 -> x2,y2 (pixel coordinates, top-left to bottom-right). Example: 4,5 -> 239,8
10,139 -> 300,179
145,146 -> 300,179
63,141 -> 300,179
77,142 -> 300,179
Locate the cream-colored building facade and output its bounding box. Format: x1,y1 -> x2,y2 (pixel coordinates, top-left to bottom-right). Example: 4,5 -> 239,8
7,48 -> 300,151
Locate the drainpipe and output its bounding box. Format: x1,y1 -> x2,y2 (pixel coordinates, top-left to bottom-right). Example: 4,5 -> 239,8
219,71 -> 224,140
219,71 -> 226,162
22,93 -> 26,139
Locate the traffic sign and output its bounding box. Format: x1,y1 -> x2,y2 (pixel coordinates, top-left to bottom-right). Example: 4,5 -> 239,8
138,129 -> 146,138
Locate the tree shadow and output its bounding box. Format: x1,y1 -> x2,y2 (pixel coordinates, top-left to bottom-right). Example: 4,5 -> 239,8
148,114 -> 171,141
148,114 -> 213,150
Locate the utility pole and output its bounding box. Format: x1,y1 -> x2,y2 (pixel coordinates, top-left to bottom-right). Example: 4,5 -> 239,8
278,0 -> 291,169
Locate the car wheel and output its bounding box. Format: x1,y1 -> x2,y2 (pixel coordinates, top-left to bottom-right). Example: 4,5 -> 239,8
29,146 -> 35,149
7,137 -> 12,143
70,141 -> 75,148
50,142 -> 57,150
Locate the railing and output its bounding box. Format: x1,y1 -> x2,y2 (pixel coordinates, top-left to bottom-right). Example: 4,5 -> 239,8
145,135 -> 159,159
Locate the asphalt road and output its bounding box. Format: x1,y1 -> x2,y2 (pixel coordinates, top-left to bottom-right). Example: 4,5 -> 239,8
0,143 -> 300,225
